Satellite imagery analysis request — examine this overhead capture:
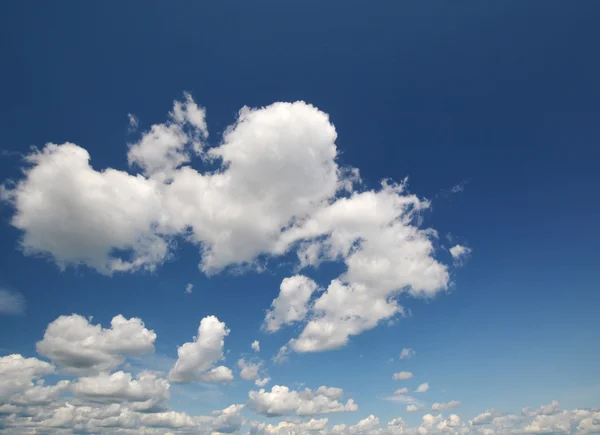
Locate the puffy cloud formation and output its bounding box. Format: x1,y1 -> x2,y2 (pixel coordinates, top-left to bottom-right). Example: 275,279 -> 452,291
2,94 -> 457,352
238,358 -> 270,386
71,370 -> 170,412
252,340 -> 261,352
349,415 -> 379,433
247,385 -> 357,417
399,348 -> 415,360
250,418 -> 329,435
0,289 -> 25,315
0,354 -> 55,403
185,283 -> 193,294
36,314 -> 156,374
168,315 -> 233,383
392,371 -> 413,380
263,275 -> 318,333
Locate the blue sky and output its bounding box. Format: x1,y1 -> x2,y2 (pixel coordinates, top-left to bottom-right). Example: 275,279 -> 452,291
0,1 -> 599,434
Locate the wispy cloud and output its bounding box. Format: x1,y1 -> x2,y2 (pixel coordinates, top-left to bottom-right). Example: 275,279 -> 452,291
0,289 -> 25,315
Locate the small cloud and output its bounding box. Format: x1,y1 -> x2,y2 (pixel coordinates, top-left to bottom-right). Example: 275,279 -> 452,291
399,348 -> 415,360
0,289 -> 25,315
394,388 -> 409,395
251,340 -> 260,352
185,283 -> 193,294
415,382 -> 429,393
449,245 -> 472,266
406,404 -> 423,412
451,181 -> 467,193
255,377 -> 271,387
392,371 -> 413,381
127,113 -> 139,132
273,345 -> 290,365
432,400 -> 461,411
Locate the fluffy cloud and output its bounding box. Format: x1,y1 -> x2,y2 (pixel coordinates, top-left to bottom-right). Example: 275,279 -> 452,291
251,418 -> 329,435
238,358 -> 268,385
71,370 -> 170,412
247,385 -> 357,417
0,354 -> 54,403
392,371 -> 413,380
36,314 -> 156,374
393,388 -> 408,395
432,400 -> 461,411
415,382 -> 429,393
211,404 -> 245,434
406,404 -> 422,412
0,289 -> 25,315
168,315 -> 232,383
2,97 -> 343,276
185,283 -> 193,294
349,415 -> 379,433
252,340 -> 261,352
263,275 -> 318,333
399,348 -> 415,360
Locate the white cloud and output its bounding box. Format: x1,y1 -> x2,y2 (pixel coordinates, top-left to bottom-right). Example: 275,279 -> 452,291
432,400 -> 461,411
185,283 -> 193,294
349,415 -> 379,433
263,275 -> 318,333
0,289 -> 25,315
71,370 -> 170,412
0,354 -> 54,403
415,382 -> 429,393
168,315 -> 232,383
127,113 -> 138,131
392,371 -> 413,380
399,348 -> 415,360
406,404 -> 422,412
238,358 -> 266,383
2,97 -> 344,276
247,385 -> 357,417
450,244 -> 472,265
393,388 -> 408,395
255,377 -> 271,387
470,409 -> 501,425
36,314 -> 156,374
211,404 -> 245,434
252,340 -> 260,352
251,418 -> 329,435
273,345 -> 290,365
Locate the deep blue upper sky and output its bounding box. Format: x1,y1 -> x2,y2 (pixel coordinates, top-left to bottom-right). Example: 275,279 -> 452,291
0,1 -> 599,433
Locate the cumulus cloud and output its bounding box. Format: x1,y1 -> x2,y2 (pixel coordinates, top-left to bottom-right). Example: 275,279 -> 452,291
185,283 -> 193,294
263,275 -> 318,333
238,358 -> 269,387
349,415 -> 379,433
252,340 -> 260,352
0,354 -> 55,403
71,370 -> 170,412
432,400 -> 461,411
36,314 -> 156,374
399,348 -> 415,360
406,404 -> 422,412
247,385 -> 357,417
392,371 -> 413,381
251,418 -> 329,435
0,289 -> 25,315
168,315 -> 232,383
415,382 -> 429,393
127,113 -> 138,131
393,388 -> 408,395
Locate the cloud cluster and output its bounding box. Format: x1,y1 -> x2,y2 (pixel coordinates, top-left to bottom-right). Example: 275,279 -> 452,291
36,314 -> 156,374
2,94 -> 457,353
247,385 -> 357,417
